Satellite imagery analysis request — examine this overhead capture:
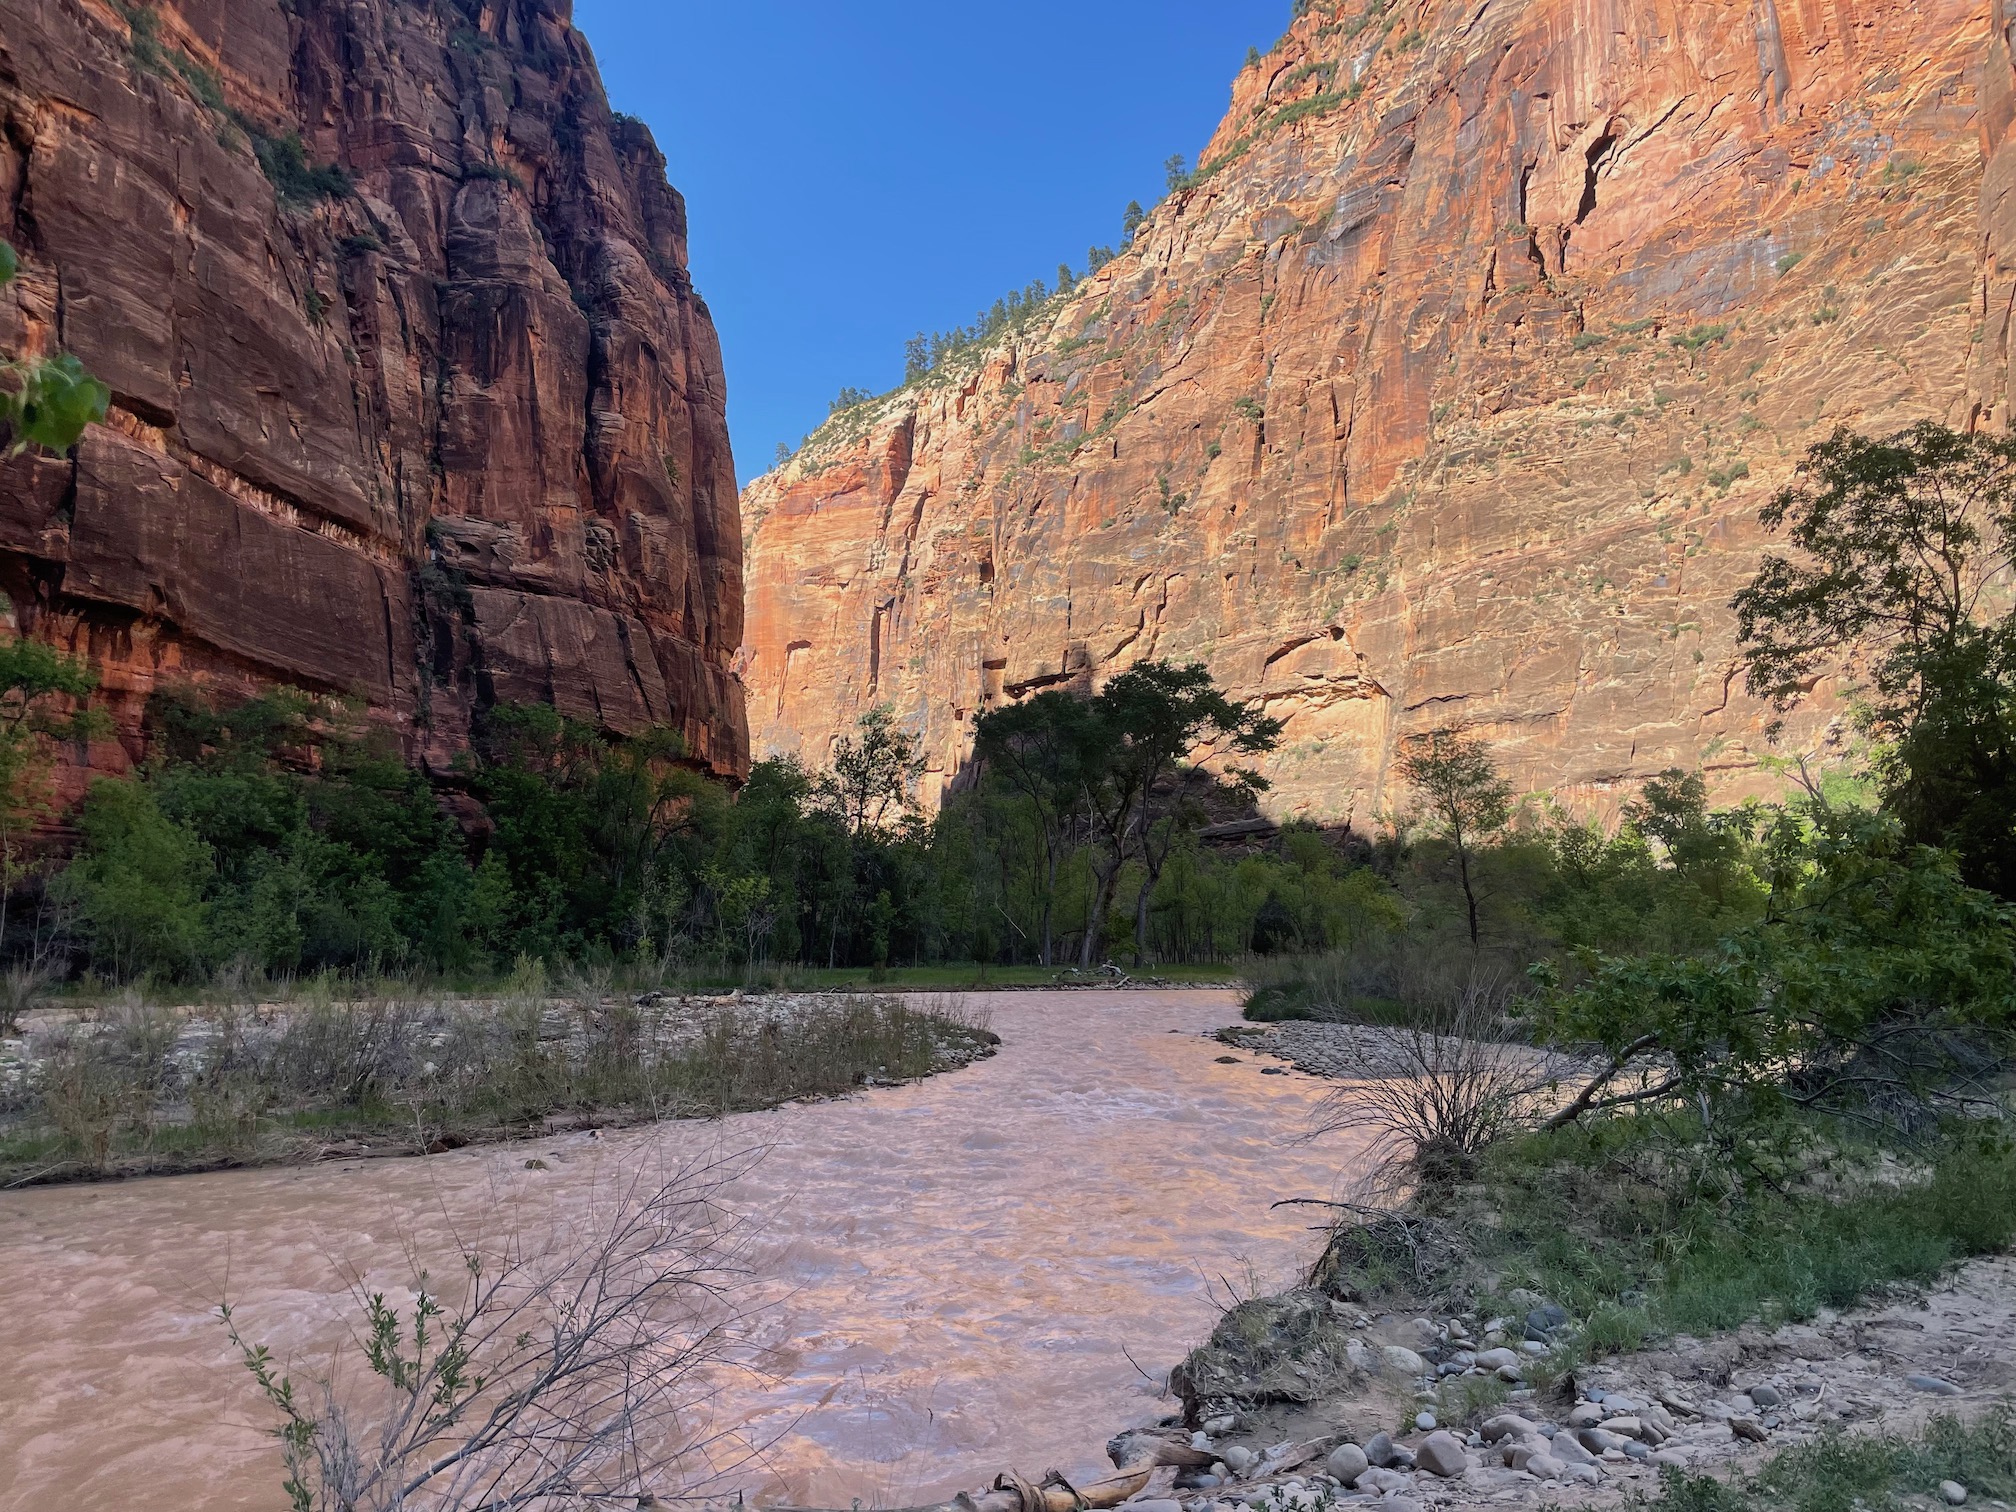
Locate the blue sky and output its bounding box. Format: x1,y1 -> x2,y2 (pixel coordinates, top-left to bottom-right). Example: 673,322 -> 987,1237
573,0 -> 1287,486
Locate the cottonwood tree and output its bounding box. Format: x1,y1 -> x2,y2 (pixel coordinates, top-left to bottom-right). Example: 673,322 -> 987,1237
970,662 -> 1281,967
1093,662 -> 1282,965
1397,729 -> 1512,948
971,690 -> 1100,966
1734,422 -> 2016,896
822,706 -> 925,837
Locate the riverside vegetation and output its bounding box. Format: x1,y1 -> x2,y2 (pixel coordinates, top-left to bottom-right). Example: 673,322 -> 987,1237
1162,423 -> 2016,1512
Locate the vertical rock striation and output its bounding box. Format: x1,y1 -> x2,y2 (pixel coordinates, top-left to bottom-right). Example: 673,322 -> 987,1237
0,0 -> 747,789
741,0 -> 2000,818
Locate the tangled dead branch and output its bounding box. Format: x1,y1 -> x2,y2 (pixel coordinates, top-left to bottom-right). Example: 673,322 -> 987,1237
1308,975 -> 1552,1192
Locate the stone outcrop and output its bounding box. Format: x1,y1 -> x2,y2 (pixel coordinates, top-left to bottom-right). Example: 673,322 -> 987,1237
0,0 -> 747,790
742,0 -> 2003,818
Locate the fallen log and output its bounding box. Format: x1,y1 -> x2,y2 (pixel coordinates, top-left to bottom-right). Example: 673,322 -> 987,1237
772,1430 -> 1216,1512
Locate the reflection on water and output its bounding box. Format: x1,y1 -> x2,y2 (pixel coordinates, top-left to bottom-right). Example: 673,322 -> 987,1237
0,990 -> 1368,1512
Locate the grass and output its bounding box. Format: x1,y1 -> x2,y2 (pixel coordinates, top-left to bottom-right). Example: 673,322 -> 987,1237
1646,1407 -> 2016,1512
1245,980 -> 1410,1025
0,990 -> 999,1186
30,959 -> 1240,1013
1383,1114 -> 2016,1356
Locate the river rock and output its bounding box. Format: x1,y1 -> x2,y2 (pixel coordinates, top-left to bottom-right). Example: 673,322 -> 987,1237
1324,1444 -> 1369,1484
1355,1467 -> 1412,1495
1363,1432 -> 1399,1468
1748,1385 -> 1781,1408
1567,1403 -> 1604,1429
1548,1435 -> 1597,1466
1908,1375 -> 1964,1396
1565,1463 -> 1603,1486
1941,1481 -> 1968,1505
1474,1348 -> 1521,1373
1519,1340 -> 1548,1356
1578,1429 -> 1624,1455
1222,1446 -> 1255,1475
1504,1440 -> 1549,1472
1415,1412 -> 1437,1432
1381,1345 -> 1428,1376
1600,1416 -> 1642,1438
1527,1303 -> 1569,1333
1417,1432 -> 1468,1478
1480,1414 -> 1536,1444
1528,1453 -> 1567,1480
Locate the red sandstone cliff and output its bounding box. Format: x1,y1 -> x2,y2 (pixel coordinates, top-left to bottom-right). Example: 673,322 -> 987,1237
0,0 -> 747,785
742,0 -> 2008,818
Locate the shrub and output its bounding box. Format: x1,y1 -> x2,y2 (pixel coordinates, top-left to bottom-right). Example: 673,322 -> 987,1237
252,130 -> 352,203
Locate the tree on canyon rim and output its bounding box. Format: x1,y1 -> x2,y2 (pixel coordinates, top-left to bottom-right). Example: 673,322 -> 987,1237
1734,421 -> 2016,899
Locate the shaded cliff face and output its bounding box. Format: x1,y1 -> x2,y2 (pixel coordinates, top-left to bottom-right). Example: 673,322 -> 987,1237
0,0 -> 747,787
742,0 -> 2006,818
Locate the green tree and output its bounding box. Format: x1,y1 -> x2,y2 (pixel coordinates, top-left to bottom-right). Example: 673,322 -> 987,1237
0,240 -> 110,454
1734,422 -> 2016,895
1077,661 -> 1283,966
1122,201 -> 1147,239
822,706 -> 924,836
59,779 -> 213,979
1542,804 -> 2016,1129
1398,728 -> 1512,947
972,690 -> 1101,965
0,639 -> 100,953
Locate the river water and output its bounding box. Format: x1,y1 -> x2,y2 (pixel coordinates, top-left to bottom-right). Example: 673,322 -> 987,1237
0,990 -> 1371,1512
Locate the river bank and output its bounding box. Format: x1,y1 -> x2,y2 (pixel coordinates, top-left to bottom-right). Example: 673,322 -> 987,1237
0,989 -> 995,1186
1014,1019 -> 2016,1512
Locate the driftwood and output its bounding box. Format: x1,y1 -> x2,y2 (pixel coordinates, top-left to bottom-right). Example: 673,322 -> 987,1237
775,1431 -> 1216,1512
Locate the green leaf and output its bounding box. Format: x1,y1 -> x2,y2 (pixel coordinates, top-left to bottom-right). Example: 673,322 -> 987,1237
0,240 -> 16,288
13,353 -> 110,452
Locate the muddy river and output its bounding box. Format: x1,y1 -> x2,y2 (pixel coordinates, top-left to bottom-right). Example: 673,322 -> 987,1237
0,989 -> 1370,1512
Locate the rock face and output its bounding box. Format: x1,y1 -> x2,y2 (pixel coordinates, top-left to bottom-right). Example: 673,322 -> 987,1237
0,0 -> 747,789
742,0 -> 2005,817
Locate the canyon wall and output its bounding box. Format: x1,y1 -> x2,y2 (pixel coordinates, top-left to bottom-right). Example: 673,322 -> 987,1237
0,0 -> 747,788
743,0 -> 2007,818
